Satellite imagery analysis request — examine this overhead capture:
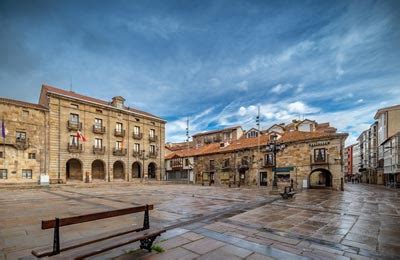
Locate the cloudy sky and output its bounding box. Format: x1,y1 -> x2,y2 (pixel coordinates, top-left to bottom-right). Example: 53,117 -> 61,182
1,0 -> 399,145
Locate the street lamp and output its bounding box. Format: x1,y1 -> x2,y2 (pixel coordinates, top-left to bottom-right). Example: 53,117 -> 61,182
266,134 -> 285,188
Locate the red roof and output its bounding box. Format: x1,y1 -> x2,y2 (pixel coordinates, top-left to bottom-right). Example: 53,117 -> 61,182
40,84 -> 164,121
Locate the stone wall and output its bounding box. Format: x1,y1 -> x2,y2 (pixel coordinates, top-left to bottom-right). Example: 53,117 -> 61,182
0,102 -> 48,183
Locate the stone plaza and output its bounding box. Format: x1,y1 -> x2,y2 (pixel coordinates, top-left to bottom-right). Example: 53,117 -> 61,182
1,183 -> 400,259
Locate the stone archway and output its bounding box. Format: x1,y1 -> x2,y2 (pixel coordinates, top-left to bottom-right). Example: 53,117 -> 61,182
66,158 -> 83,181
132,162 -> 141,179
92,160 -> 106,180
309,168 -> 332,188
113,161 -> 125,180
148,162 -> 156,179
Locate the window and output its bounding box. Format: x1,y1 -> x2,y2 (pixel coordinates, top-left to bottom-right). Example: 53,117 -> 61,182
265,154 -> 274,166
116,122 -> 123,132
71,103 -> 79,109
70,135 -> 78,145
16,131 -> 26,141
70,113 -> 79,123
134,143 -> 140,152
115,141 -> 122,150
0,169 -> 7,179
134,126 -> 140,135
210,160 -> 215,170
314,148 -> 326,162
223,132 -> 230,140
223,159 -> 230,168
94,118 -> 103,128
151,122 -> 155,125
94,138 -> 102,148
185,158 -> 189,166
150,129 -> 155,138
22,110 -> 29,118
150,145 -> 156,154
96,109 -> 103,113
135,118 -> 140,122
28,153 -> 36,159
0,151 -> 3,158
22,169 -> 32,179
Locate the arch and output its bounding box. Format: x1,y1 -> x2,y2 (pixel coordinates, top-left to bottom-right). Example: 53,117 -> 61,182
148,162 -> 156,179
66,158 -> 83,181
113,161 -> 125,180
132,161 -> 141,178
309,168 -> 332,188
92,160 -> 106,180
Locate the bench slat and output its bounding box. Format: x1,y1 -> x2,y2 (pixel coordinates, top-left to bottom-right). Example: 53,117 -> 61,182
51,228 -> 165,259
42,205 -> 154,229
32,226 -> 144,257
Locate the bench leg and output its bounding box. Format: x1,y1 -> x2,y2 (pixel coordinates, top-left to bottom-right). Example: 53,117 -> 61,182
140,235 -> 159,252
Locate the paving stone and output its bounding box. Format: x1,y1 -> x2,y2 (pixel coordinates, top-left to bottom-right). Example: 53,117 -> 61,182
182,237 -> 226,255
141,247 -> 199,260
180,232 -> 204,241
246,252 -> 276,260
159,236 -> 192,250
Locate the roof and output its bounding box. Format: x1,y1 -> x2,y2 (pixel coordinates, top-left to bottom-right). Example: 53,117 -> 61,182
279,131 -> 347,143
192,125 -> 242,137
374,104 -> 400,119
0,97 -> 48,111
266,124 -> 285,132
40,84 -> 165,122
166,130 -> 347,159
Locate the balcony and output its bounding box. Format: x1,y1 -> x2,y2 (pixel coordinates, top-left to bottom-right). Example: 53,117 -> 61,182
93,125 -> 106,134
133,132 -> 143,140
263,161 -> 275,168
132,150 -> 142,157
93,146 -> 105,155
113,148 -> 127,156
15,138 -> 29,150
149,135 -> 157,142
310,154 -> 329,165
114,129 -> 125,137
68,143 -> 82,153
67,121 -> 82,131
148,152 -> 157,158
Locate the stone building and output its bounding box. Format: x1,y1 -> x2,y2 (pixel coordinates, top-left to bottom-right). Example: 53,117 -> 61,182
165,121 -> 348,191
0,84 -> 166,183
192,125 -> 243,146
0,98 -> 48,183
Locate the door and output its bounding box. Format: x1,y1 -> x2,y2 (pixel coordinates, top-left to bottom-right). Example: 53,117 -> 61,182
260,172 -> 268,186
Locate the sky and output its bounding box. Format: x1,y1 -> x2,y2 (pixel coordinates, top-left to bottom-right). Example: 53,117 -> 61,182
0,0 -> 399,145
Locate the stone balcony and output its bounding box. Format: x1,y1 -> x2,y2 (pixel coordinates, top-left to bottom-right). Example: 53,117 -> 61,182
113,148 -> 127,156
68,143 -> 82,153
93,146 -> 105,155
114,129 -> 125,137
148,152 -> 157,158
132,150 -> 142,157
310,154 -> 329,165
93,125 -> 106,134
133,133 -> 143,140
148,135 -> 157,142
67,121 -> 82,131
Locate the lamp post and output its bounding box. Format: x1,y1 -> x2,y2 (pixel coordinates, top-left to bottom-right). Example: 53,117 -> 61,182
266,134 -> 285,189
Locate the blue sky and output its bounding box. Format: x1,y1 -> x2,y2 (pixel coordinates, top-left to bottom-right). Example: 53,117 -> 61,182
1,0 -> 399,145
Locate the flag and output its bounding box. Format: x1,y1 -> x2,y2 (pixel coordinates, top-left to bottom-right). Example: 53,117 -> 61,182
76,131 -> 87,142
1,120 -> 7,139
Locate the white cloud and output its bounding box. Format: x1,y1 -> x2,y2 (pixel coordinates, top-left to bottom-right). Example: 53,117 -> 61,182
236,80 -> 248,91
271,83 -> 293,94
287,101 -> 320,114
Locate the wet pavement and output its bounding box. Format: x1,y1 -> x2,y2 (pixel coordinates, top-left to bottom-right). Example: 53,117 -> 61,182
0,183 -> 399,259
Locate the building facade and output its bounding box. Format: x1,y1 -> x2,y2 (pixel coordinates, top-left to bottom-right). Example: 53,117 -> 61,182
0,84 -> 166,183
165,121 -> 348,191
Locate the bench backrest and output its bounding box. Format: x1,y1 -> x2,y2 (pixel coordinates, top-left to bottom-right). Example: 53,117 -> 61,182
42,204 -> 154,229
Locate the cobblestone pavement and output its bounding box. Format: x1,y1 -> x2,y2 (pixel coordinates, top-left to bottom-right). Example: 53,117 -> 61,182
0,183 -> 399,259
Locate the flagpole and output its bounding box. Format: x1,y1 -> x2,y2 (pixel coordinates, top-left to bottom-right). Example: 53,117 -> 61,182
2,117 -> 5,160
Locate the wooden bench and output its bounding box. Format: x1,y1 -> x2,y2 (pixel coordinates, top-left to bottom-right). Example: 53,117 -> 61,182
280,186 -> 296,199
31,204 -> 165,259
